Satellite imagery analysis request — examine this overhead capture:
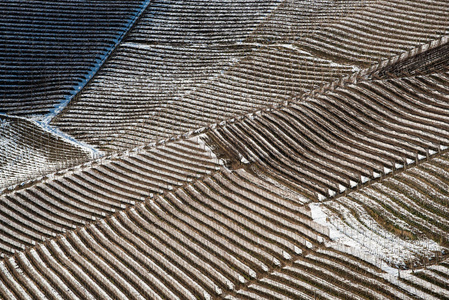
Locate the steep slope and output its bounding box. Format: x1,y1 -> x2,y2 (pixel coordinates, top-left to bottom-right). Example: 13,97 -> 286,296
51,0 -> 286,151
0,0 -> 157,189
205,47 -> 449,200
0,137 -> 220,257
0,116 -> 95,190
51,0 -> 449,152
0,0 -> 151,118
2,37 -> 449,299
249,0 -> 449,66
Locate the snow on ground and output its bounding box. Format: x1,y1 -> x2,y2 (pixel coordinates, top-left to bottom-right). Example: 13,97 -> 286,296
0,115 -> 101,191
309,202 -> 344,240
270,43 -> 361,72
35,120 -> 103,158
41,0 -> 153,124
309,201 -> 445,276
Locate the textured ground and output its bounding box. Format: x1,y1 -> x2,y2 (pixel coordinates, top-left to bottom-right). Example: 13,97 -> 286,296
1,1 -> 449,299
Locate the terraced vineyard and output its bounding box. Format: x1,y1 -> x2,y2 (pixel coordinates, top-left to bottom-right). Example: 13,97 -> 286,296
1,0 -> 449,299
51,0 -> 449,152
0,116 -> 95,190
0,0 -> 151,117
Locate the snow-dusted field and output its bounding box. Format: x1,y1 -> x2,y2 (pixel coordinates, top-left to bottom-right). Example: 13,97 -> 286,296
2,0 -> 449,299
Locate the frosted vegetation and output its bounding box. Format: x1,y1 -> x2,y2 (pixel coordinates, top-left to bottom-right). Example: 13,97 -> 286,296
1,0 -> 449,299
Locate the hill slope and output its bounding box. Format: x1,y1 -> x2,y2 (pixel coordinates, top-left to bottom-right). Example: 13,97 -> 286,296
2,1 -> 449,299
